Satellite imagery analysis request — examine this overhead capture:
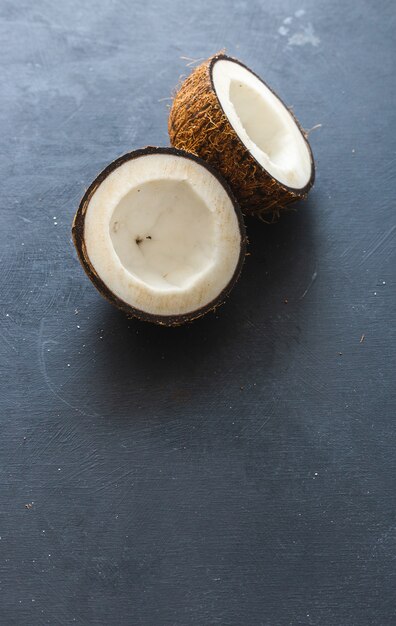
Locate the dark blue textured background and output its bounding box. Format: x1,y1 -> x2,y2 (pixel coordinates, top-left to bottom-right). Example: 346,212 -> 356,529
1,0 -> 395,624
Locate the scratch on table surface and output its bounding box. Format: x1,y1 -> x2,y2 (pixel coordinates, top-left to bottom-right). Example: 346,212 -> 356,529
378,155 -> 396,186
26,421 -> 76,463
60,451 -> 101,483
338,266 -> 354,285
0,327 -> 17,353
37,318 -> 92,417
92,467 -> 137,494
299,270 -> 318,300
255,412 -> 273,434
58,103 -> 84,128
361,224 -> 395,264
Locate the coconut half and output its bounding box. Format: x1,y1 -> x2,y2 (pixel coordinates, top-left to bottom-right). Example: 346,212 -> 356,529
72,147 -> 245,326
169,53 -> 315,217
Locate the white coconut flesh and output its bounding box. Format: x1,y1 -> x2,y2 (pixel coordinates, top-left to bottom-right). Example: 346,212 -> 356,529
212,59 -> 312,189
83,152 -> 242,317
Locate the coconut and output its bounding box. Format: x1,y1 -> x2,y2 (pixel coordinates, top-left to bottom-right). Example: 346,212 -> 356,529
168,53 -> 315,218
72,147 -> 246,326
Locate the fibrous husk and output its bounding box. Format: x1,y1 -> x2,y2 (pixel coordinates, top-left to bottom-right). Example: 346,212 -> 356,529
168,53 -> 315,218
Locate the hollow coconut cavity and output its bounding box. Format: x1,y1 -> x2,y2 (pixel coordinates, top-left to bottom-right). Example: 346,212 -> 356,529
72,147 -> 245,326
168,53 -> 315,217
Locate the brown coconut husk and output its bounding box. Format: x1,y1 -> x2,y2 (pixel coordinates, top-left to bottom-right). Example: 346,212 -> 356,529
168,53 -> 315,219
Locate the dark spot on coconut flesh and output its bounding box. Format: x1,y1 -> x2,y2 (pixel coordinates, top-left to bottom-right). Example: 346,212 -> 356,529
136,235 -> 152,245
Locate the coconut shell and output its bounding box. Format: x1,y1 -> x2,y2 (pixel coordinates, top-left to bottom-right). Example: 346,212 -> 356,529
72,147 -> 246,327
168,53 -> 315,218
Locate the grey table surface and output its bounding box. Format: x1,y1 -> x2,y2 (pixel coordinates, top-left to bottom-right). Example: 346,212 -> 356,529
1,0 -> 395,624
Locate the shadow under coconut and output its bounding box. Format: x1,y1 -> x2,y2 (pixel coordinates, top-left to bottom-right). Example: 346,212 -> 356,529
228,194 -> 318,359
83,196 -> 317,418
97,295 -> 242,375
77,297 -> 249,426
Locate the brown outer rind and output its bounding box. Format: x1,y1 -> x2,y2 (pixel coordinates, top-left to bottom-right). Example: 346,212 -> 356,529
168,53 -> 315,218
72,146 -> 246,327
